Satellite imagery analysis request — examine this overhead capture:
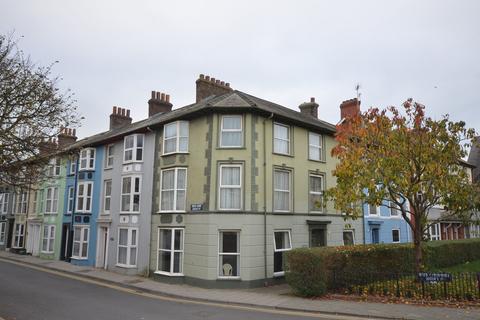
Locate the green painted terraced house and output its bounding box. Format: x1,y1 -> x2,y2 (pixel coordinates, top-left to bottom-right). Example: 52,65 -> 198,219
147,75 -> 363,287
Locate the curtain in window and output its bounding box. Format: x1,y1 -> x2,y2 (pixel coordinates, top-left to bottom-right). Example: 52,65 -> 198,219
118,229 -> 128,265
161,170 -> 175,210
179,122 -> 189,152
122,178 -> 131,211
220,167 -> 241,209
274,125 -> 289,154
176,170 -> 186,211
221,116 -> 242,147
274,171 -> 290,211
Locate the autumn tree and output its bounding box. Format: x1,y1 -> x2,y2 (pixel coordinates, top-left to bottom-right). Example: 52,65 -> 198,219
326,99 -> 478,273
0,34 -> 80,186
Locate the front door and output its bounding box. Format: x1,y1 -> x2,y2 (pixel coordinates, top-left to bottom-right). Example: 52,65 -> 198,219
6,219 -> 14,249
371,228 -> 380,244
28,224 -> 41,255
96,227 -> 109,269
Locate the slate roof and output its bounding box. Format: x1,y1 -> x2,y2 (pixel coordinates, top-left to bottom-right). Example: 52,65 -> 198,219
66,90 -> 337,151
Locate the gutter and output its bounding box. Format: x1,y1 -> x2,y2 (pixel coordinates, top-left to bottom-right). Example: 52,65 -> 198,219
263,113 -> 274,285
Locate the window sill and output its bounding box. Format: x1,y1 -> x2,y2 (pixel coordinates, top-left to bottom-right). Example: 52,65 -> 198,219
116,264 -> 137,269
41,251 -> 54,254
273,271 -> 285,277
78,169 -> 95,172
216,146 -> 246,150
119,212 -> 140,215
273,210 -> 291,213
75,212 -> 92,214
104,167 -> 113,170
154,271 -> 184,277
218,209 -> 243,212
272,152 -> 294,158
161,152 -> 189,157
217,276 -> 241,280
71,256 -> 88,260
157,211 -> 186,214
122,160 -> 144,165
308,158 -> 326,163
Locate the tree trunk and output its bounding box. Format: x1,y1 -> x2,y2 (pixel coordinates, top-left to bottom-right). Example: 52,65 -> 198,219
413,224 -> 423,274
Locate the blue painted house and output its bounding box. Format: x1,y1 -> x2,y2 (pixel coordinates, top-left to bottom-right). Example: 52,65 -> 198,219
68,146 -> 104,266
363,200 -> 411,244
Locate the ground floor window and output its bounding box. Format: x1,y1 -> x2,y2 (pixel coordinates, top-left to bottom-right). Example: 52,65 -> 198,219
42,225 -> 55,253
157,228 -> 184,275
13,223 -> 25,248
429,223 -> 441,241
73,226 -> 89,259
0,222 -> 5,244
218,231 -> 240,278
273,230 -> 292,276
310,228 -> 326,247
117,228 -> 138,267
392,229 -> 400,243
371,228 -> 380,244
470,224 -> 480,238
343,230 -> 355,246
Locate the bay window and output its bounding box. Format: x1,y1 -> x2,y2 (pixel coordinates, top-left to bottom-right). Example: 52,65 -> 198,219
218,164 -> 242,210
160,168 -> 187,212
157,228 -> 184,275
124,134 -> 144,163
163,121 -> 189,155
121,176 -> 141,213
220,115 -> 243,148
117,228 -> 138,267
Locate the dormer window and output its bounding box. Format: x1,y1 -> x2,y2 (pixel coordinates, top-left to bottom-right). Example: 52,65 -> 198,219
163,121 -> 189,155
79,148 -> 95,171
124,134 -> 144,163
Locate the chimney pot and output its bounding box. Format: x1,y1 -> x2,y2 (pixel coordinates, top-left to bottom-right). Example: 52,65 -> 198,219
151,91 -> 156,99
166,94 -> 170,102
199,74 -> 205,79
113,106 -> 117,114
126,109 -> 130,117
110,106 -> 132,129
205,75 -> 210,81
210,77 -> 215,83
226,83 -> 230,87
161,93 -> 166,101
73,129 -> 76,136
310,97 -> 315,103
298,98 -> 319,118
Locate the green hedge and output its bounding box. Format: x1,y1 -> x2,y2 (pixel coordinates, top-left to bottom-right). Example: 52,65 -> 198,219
285,239 -> 480,297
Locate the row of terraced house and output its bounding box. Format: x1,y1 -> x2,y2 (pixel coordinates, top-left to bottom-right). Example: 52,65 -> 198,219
1,75 -> 479,287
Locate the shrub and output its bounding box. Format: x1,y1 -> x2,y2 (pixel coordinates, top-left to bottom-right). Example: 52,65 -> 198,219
285,248 -> 328,297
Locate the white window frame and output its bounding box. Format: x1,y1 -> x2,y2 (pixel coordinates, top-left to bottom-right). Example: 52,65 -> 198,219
273,169 -> 292,212
48,157 -> 61,176
368,203 -> 380,216
67,187 -> 74,214
218,164 -> 243,211
218,230 -> 241,279
105,144 -> 115,168
13,223 -> 25,248
392,228 -> 401,243
123,134 -> 144,163
76,181 -> 93,213
116,227 -> 138,268
16,191 -> 28,214
159,168 -> 187,212
429,223 -> 441,241
44,187 -> 59,214
72,226 -> 89,259
41,225 -> 55,253
69,158 -> 77,175
0,193 -> 9,214
309,173 -> 324,213
0,222 -> 6,244
273,123 -> 291,155
342,230 -> 356,246
273,230 -> 292,277
121,175 -> 141,213
308,132 -> 324,161
162,121 -> 189,155
79,148 -> 96,171
103,180 -> 112,214
156,228 -> 185,276
39,190 -> 44,214
220,115 -> 243,148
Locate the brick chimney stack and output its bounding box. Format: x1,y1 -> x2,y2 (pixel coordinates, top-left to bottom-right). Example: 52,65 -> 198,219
39,138 -> 58,156
57,127 -> 77,148
109,106 -> 132,130
148,91 -> 172,117
340,98 -> 361,120
298,97 -> 319,118
195,74 -> 233,103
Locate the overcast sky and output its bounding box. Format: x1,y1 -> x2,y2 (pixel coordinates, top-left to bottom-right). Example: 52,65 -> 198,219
2,0 -> 480,139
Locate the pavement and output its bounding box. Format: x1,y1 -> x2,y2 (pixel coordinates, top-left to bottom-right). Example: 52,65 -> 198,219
0,251 -> 479,320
